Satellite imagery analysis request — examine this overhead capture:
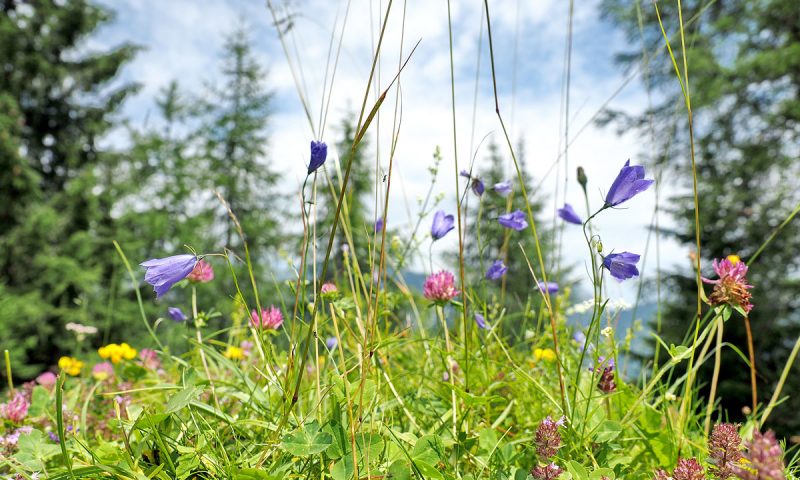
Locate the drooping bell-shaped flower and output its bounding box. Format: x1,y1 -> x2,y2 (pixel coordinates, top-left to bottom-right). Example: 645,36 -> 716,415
604,159 -> 654,207
474,313 -> 488,330
492,181 -> 512,197
167,307 -> 187,322
497,210 -> 528,231
538,281 -> 559,294
485,260 -> 508,280
140,254 -> 197,298
602,252 -> 640,281
557,203 -> 582,225
431,210 -> 455,241
308,140 -> 328,174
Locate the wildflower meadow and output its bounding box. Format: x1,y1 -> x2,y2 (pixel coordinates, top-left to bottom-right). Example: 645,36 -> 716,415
1,1 -> 800,480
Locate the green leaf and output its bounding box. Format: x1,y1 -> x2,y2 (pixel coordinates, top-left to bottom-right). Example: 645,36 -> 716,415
388,460 -> 413,480
668,344 -> 689,359
165,386 -> 202,414
594,420 -> 623,443
14,430 -> 60,470
324,421 -> 349,459
330,454 -> 353,480
28,386 -> 50,417
566,461 -> 589,480
133,412 -> 170,430
233,469 -> 279,480
590,468 -> 615,479
281,421 -> 333,457
412,434 -> 444,466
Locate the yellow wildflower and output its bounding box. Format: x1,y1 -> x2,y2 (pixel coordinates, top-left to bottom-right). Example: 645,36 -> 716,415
58,356 -> 84,376
727,254 -> 741,265
98,343 -> 137,364
534,348 -> 556,362
224,346 -> 244,360
119,343 -> 137,360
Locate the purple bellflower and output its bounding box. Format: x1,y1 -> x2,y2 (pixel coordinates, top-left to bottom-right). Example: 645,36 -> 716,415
140,254 -> 197,298
602,252 -> 641,281
604,159 -> 654,207
474,313 -> 488,330
493,181 -> 512,197
460,170 -> 484,197
485,260 -> 508,280
472,178 -> 485,196
498,210 -> 528,231
557,203 -> 582,225
167,307 -> 187,322
374,217 -> 384,233
325,337 -> 338,350
431,210 -> 455,240
308,140 -> 328,174
538,281 -> 559,294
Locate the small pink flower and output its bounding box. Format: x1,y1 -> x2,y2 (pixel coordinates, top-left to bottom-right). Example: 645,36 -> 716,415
250,305 -> 284,329
320,282 -> 338,297
702,256 -> 753,313
187,259 -> 214,283
535,416 -> 564,459
709,423 -> 743,479
531,462 -> 563,480
36,371 -> 57,388
733,430 -> 786,480
423,270 -> 460,303
138,349 -> 161,370
673,458 -> 705,480
92,362 -> 115,382
5,393 -> 29,423
240,340 -> 254,358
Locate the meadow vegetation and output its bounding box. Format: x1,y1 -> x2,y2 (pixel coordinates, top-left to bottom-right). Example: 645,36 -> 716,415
1,0 -> 799,479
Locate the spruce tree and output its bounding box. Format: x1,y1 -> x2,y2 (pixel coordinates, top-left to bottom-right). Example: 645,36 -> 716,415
601,0 -> 800,434
199,27 -> 279,255
0,0 -> 138,376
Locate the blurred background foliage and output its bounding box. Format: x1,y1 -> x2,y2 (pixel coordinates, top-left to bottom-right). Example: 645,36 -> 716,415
601,0 -> 800,435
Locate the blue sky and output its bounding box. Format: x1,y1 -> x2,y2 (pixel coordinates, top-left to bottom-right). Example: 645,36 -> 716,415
90,0 -> 688,303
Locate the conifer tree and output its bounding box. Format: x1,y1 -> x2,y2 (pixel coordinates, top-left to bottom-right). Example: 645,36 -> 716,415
0,0 -> 138,376
601,0 -> 800,434
199,26 -> 280,255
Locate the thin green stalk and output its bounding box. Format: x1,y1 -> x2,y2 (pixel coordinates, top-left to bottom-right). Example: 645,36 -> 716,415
748,201 -> 800,264
56,374 -> 76,480
704,315 -> 723,434
483,0 -> 566,415
270,1 -> 414,448
446,0 -> 471,395
760,333 -> 800,426
653,0 -> 702,447
112,241 -> 165,351
4,350 -> 12,393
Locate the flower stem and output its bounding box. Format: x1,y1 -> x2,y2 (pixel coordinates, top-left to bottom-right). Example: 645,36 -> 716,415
437,305 -> 458,438
744,315 -> 757,411
760,333 -> 800,426
4,350 -> 13,393
704,314 -> 723,435
193,286 -> 221,411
